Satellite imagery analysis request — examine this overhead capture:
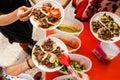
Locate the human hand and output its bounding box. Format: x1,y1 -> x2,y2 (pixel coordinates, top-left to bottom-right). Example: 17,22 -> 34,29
17,6 -> 33,21
72,72 -> 89,80
114,6 -> 120,18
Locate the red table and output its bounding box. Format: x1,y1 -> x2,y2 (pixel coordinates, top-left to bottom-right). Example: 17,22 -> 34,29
46,22 -> 120,80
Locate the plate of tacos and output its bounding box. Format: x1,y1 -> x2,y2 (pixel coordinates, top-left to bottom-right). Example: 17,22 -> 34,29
90,12 -> 120,43
32,37 -> 68,72
30,0 -> 64,30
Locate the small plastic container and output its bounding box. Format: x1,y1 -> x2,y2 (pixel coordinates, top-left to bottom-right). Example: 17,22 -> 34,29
53,75 -> 73,80
93,42 -> 120,63
59,54 -> 92,74
49,33 -> 81,53
54,16 -> 84,36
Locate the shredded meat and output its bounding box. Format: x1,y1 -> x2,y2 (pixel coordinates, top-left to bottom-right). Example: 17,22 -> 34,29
38,19 -> 53,28
33,38 -> 64,69
41,54 -> 55,69
91,13 -> 120,41
33,45 -> 45,62
48,15 -> 60,23
52,47 -> 64,57
92,21 -> 104,33
32,8 -> 45,20
31,2 -> 61,29
41,38 -> 54,52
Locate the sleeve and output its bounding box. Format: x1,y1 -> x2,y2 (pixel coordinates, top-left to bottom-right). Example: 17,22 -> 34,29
0,8 -> 4,15
0,66 -> 12,80
24,0 -> 32,7
0,11 -> 3,15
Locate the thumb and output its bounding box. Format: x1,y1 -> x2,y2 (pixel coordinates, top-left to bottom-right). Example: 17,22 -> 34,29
21,7 -> 33,18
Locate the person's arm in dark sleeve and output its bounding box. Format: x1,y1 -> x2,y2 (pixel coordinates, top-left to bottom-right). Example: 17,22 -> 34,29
0,6 -> 32,26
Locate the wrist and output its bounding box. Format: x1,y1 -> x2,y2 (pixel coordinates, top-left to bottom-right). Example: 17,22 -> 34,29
14,8 -> 19,20
26,59 -> 32,69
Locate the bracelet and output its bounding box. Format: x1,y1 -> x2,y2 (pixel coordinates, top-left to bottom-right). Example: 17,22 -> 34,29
26,59 -> 32,69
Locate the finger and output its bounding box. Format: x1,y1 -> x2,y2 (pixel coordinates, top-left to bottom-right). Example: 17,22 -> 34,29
72,76 -> 83,80
21,9 -> 33,21
21,6 -> 30,11
19,10 -> 32,21
27,8 -> 33,17
19,7 -> 33,19
23,7 -> 33,16
20,15 -> 30,21
79,72 -> 89,80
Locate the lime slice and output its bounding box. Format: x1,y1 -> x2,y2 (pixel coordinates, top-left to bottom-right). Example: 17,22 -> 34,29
49,56 -> 56,63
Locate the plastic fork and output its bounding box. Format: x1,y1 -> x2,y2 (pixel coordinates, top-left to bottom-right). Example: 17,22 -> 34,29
59,54 -> 82,80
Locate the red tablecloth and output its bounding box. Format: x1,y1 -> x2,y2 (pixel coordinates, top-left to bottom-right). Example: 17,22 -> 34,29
46,22 -> 120,80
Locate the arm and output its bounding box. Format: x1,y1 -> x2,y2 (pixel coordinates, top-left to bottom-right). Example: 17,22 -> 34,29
31,0 -> 71,9
0,9 -> 18,26
0,6 -> 32,26
62,0 -> 71,8
114,5 -> 120,17
5,58 -> 35,76
73,72 -> 89,80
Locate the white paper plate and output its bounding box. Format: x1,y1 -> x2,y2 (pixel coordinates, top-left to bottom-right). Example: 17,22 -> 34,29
53,75 -> 73,80
32,37 -> 68,72
90,12 -> 120,43
30,0 -> 64,30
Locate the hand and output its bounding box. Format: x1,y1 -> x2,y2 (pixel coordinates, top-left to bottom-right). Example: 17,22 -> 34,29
72,72 -> 89,80
17,6 -> 33,21
76,0 -> 83,6
114,6 -> 120,18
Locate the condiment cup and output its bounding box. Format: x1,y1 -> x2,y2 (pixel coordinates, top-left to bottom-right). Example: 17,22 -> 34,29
49,33 -> 81,53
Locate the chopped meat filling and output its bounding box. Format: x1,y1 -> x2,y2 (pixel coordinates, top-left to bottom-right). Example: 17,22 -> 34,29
91,13 -> 120,41
38,19 -> 53,28
41,38 -> 55,52
31,2 -> 61,29
48,15 -> 60,23
33,45 -> 45,63
33,38 -> 64,69
92,21 -> 104,33
52,47 -> 64,57
32,8 -> 46,20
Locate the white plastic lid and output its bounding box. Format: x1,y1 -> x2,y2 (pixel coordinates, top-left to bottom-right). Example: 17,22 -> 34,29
100,42 -> 120,59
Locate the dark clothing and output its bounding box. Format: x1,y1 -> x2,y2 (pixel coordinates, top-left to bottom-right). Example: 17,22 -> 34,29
0,0 -> 33,43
